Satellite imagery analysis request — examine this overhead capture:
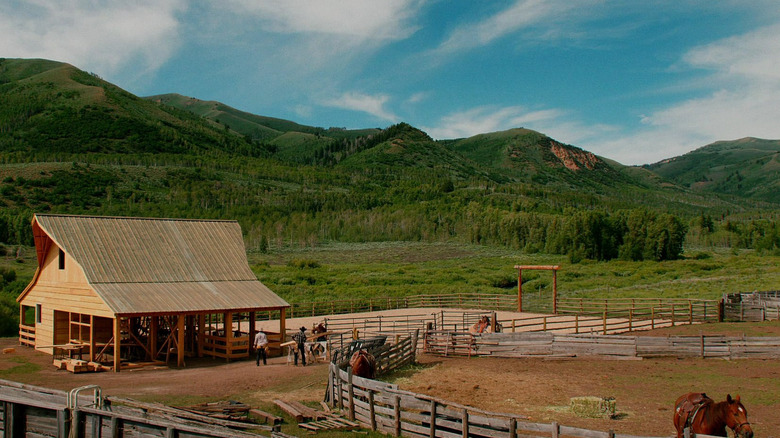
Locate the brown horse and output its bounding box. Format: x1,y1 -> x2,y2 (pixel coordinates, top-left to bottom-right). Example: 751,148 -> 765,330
674,393 -> 753,438
349,349 -> 377,379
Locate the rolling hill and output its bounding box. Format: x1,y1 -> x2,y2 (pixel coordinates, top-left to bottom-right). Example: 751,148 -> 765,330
0,58 -> 776,260
645,137 -> 780,204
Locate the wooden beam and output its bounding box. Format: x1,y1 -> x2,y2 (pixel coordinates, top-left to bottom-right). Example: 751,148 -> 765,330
89,314 -> 95,362
177,314 -> 185,368
113,317 -> 121,372
280,308 -> 287,344
197,314 -> 205,358
151,316 -> 158,361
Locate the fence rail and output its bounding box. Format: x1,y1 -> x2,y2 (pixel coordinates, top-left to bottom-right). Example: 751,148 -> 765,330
422,331 -> 780,360
0,379 -> 271,437
723,291 -> 780,321
326,363 -> 720,438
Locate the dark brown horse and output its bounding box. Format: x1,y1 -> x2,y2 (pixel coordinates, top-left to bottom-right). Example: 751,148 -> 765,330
674,393 -> 753,438
349,349 -> 376,379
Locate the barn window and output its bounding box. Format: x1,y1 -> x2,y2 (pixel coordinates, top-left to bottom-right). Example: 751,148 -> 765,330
36,304 -> 42,323
58,249 -> 65,270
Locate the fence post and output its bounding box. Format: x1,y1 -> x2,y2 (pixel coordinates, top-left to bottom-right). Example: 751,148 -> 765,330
429,400 -> 437,438
689,300 -> 693,324
394,396 -> 402,437
629,308 -> 633,332
509,418 -> 517,438
603,311 -> 607,335
461,408 -> 469,438
575,315 -> 579,334
671,304 -> 676,326
551,421 -> 559,438
368,391 -> 376,431
651,306 -> 655,329
347,366 -> 355,421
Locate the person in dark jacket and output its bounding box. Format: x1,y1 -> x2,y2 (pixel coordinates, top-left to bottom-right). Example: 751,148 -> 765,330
292,326 -> 308,366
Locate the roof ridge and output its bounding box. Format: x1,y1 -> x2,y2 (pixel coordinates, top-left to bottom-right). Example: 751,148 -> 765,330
34,213 -> 236,223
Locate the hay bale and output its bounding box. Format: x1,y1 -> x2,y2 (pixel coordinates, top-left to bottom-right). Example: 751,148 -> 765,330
570,396 -> 616,419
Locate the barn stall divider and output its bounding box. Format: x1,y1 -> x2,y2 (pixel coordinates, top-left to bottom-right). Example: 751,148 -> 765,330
326,363 -> 721,438
423,331 -> 780,360
0,379 -> 273,437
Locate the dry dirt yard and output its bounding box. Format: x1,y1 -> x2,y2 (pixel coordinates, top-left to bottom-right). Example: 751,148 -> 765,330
2,321 -> 779,437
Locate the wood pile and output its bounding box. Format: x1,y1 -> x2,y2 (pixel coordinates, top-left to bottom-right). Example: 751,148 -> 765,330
177,401 -> 285,428
273,399 -> 360,432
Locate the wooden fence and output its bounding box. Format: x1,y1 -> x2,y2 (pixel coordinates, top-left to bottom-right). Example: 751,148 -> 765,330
326,363 -> 720,438
0,379 -> 271,437
422,331 -> 780,360
723,291 -> 780,321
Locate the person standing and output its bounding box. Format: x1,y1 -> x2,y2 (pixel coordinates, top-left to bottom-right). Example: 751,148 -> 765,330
254,328 -> 268,366
292,326 -> 307,366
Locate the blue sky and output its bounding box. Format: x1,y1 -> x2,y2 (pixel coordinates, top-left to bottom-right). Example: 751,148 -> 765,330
3,1 -> 780,165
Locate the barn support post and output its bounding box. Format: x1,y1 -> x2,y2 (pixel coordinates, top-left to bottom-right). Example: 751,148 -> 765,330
150,317 -> 159,361
177,314 -> 185,368
113,317 -> 121,372
280,307 -> 287,344
89,314 -> 95,362
249,311 -> 256,353
197,314 -> 205,358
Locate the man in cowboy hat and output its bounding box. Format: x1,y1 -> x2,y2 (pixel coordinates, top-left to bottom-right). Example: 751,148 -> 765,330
292,326 -> 308,366
253,328 -> 268,366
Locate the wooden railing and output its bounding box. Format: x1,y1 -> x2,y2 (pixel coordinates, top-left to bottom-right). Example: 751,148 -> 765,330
289,293 -> 517,319
326,364 -> 721,438
18,324 -> 35,347
0,379 -> 271,437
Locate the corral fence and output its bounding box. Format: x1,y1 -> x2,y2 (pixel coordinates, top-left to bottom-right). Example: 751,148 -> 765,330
326,363 -> 720,438
0,380 -> 271,438
723,291 -> 780,321
423,331 -> 780,360
288,293 -> 517,318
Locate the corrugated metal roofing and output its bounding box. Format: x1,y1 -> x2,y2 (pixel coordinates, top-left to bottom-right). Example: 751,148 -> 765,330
34,214 -> 289,315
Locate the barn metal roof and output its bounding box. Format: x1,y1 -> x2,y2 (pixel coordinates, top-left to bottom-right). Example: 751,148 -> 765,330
33,214 -> 289,315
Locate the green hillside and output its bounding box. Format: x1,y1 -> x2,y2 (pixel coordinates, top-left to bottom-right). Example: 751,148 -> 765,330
646,137 -> 780,203
0,58 -> 777,264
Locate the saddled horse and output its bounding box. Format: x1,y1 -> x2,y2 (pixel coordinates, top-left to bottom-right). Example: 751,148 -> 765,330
349,349 -> 377,379
468,315 -> 502,334
674,393 -> 753,438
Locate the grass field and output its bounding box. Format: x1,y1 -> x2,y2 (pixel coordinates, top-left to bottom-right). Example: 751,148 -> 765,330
247,242 -> 780,304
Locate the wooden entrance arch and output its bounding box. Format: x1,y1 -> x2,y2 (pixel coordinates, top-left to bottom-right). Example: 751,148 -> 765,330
515,265 -> 560,313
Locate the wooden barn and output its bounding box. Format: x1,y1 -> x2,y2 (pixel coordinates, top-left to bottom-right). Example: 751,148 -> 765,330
17,214 -> 290,372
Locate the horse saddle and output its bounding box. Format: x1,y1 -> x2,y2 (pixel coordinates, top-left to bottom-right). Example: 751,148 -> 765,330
676,393 -> 711,430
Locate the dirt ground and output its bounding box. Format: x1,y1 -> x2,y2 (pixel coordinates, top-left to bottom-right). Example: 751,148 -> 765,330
2,321 -> 779,437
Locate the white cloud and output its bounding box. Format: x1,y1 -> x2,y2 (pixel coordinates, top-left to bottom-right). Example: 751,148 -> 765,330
223,0 -> 421,41
422,105 -> 565,139
323,92 -> 399,122
584,22 -> 780,165
0,0 -> 185,79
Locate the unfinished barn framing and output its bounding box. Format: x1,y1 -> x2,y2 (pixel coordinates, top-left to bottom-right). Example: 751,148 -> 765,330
17,214 -> 290,372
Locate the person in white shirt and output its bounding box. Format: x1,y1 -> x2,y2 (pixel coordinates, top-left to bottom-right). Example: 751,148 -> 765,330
253,329 -> 268,366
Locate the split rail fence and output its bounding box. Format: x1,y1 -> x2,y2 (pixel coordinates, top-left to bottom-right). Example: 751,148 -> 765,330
0,379 -> 271,437
423,331 -> 780,360
326,363 -> 720,438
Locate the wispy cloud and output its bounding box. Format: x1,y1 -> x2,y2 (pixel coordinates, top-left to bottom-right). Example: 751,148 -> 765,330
0,0 -> 185,79
588,22 -> 780,165
223,0 -> 421,41
422,105 -> 564,139
323,92 -> 399,122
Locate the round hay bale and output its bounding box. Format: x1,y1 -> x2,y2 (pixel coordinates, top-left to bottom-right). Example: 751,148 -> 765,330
570,396 -> 616,419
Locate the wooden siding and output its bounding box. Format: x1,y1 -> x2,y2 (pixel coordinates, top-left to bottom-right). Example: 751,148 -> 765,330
20,241 -> 113,354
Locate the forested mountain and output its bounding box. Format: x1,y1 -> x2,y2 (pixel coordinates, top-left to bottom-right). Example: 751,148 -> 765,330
0,58 -> 778,263
646,137 -> 780,204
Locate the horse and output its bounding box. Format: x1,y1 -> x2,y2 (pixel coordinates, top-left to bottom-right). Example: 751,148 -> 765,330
349,349 -> 377,379
673,393 -> 753,438
468,315 -> 502,334
312,322 -> 328,341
